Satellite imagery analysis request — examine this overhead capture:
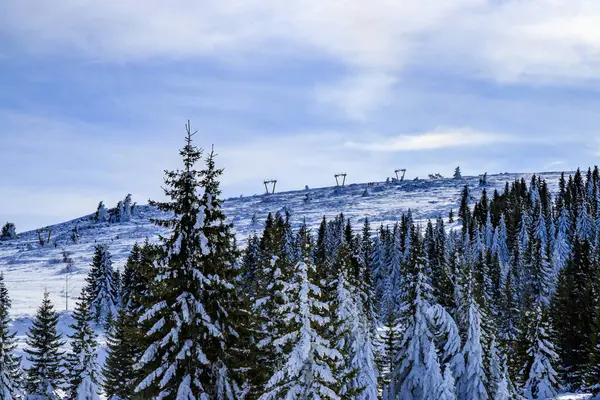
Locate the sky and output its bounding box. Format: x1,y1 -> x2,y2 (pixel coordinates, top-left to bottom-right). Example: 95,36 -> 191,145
1,0 -> 600,232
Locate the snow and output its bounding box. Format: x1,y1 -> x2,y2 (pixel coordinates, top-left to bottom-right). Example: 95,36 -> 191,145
0,170 -> 585,397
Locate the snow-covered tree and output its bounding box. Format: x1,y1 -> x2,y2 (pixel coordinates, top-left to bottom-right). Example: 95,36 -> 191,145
104,243 -> 156,400
522,303 -> 558,400
84,244 -> 117,327
440,365 -> 457,400
65,297 -> 100,400
0,223 -> 16,240
94,202 -> 108,223
121,194 -> 133,223
459,268 -> 488,400
24,292 -> 64,400
0,274 -> 22,399
391,231 -> 453,400
135,124 -> 243,399
454,167 -> 462,180
259,260 -> 341,400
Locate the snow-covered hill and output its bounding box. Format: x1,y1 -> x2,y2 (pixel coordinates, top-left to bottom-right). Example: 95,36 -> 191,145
0,171 -> 565,318
0,169 -> 584,397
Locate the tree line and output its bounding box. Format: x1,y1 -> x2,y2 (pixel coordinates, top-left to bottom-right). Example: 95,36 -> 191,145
0,123 -> 599,399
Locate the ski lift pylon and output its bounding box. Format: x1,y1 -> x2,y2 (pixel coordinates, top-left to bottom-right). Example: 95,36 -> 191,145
264,179 -> 277,194
394,168 -> 407,181
334,173 -> 347,187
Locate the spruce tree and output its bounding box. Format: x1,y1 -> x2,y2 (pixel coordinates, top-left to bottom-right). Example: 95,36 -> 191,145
459,267 -> 489,400
522,303 -> 558,400
24,292 -> 64,400
135,123 -> 243,399
103,306 -> 138,400
259,258 -> 341,399
105,242 -> 156,400
0,274 -> 22,399
552,237 -> 595,388
65,296 -> 100,400
391,229 -> 457,399
454,166 -> 462,180
84,244 -> 117,327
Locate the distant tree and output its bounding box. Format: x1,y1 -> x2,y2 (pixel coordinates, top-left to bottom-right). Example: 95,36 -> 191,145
454,166 -> 462,180
95,202 -> 108,223
0,223 -> 16,240
70,225 -> 80,244
449,209 -> 454,223
479,173 -> 487,186
121,194 -> 133,223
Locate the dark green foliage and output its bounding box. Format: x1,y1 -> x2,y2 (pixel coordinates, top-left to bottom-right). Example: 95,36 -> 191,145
24,292 -> 65,398
552,238 -> 596,388
0,223 -> 16,240
84,244 -> 117,327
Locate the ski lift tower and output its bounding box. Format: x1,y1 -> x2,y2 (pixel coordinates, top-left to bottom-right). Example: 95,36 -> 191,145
394,168 -> 407,182
264,179 -> 277,194
334,173 -> 347,187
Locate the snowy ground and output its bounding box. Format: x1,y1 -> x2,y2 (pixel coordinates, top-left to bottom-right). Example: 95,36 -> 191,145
1,170 -> 583,396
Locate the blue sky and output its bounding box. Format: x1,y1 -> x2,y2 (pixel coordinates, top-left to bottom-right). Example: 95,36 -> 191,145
1,0 -> 600,231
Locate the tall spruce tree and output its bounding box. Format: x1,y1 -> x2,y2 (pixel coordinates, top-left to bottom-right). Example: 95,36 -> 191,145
65,296 -> 100,400
391,229 -> 459,399
24,292 -> 64,400
135,123 -> 242,399
258,257 -> 341,399
84,244 -> 118,327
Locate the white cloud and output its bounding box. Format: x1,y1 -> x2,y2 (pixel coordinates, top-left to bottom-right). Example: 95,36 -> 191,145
315,72 -> 397,121
3,0 -> 600,84
345,128 -> 517,152
5,1 -> 600,122
0,0 -> 478,68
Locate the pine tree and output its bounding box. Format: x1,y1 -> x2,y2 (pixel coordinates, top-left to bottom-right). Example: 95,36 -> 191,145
552,237 -> 595,388
122,194 -> 133,222
522,303 -> 558,400
440,366 -> 457,400
198,147 -> 248,399
377,310 -> 401,400
459,186 -> 471,233
454,167 -> 462,180
65,296 -> 100,400
94,202 -> 108,223
103,306 -> 138,400
105,243 -> 156,400
84,244 -> 117,327
391,230 -> 455,400
24,292 -> 64,400
459,268 -> 489,400
0,223 -> 16,240
0,274 -> 22,399
135,123 -> 243,399
259,259 -> 341,400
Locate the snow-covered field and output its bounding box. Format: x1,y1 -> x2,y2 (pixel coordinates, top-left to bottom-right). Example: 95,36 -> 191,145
2,170 -> 584,397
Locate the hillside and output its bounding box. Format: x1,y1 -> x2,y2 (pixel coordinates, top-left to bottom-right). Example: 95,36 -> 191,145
0,170 -> 565,317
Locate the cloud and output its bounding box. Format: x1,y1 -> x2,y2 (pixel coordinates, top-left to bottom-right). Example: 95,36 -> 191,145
315,72 -> 398,121
0,0 -> 477,67
3,0 -> 600,85
344,128 -> 518,152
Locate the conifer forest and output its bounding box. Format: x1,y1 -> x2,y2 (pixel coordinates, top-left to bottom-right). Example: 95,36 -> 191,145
0,129 -> 599,400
